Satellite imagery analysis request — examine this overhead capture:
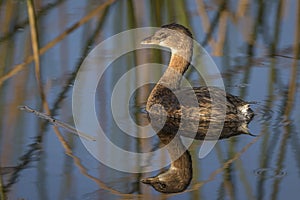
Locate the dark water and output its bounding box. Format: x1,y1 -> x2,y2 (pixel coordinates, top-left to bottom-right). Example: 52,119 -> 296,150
0,0 -> 299,199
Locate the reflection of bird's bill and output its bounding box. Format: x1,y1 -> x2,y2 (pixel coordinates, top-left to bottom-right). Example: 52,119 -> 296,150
140,177 -> 156,184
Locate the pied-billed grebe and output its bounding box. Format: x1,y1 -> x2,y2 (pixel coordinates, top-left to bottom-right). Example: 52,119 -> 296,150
141,23 -> 254,122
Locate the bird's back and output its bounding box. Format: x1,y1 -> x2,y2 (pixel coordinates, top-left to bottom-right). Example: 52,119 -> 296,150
146,86 -> 254,122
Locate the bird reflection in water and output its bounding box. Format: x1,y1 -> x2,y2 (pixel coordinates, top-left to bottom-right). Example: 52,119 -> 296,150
141,115 -> 255,193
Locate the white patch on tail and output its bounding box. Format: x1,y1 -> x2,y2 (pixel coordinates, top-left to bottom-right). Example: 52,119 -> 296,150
238,104 -> 250,115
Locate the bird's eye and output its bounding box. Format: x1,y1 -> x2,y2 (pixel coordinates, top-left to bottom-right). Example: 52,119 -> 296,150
159,183 -> 167,189
158,32 -> 168,39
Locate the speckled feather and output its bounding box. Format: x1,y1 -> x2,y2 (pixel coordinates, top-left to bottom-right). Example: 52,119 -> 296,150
147,85 -> 254,122
144,23 -> 254,123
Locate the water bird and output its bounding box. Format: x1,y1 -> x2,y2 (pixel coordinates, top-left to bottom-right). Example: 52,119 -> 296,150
141,23 -> 254,123
140,23 -> 255,193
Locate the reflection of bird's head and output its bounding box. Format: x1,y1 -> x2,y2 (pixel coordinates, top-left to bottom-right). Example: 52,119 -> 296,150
141,127 -> 193,193
141,167 -> 192,193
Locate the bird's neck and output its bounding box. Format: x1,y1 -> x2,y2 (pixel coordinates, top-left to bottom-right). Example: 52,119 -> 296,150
146,49 -> 192,111
158,132 -> 192,170
157,51 -> 192,90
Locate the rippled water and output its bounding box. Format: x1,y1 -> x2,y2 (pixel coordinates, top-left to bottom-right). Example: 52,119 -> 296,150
0,0 -> 299,199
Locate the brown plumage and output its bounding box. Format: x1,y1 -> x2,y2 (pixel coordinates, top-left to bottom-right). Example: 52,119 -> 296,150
141,23 -> 254,123
140,23 -> 254,193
